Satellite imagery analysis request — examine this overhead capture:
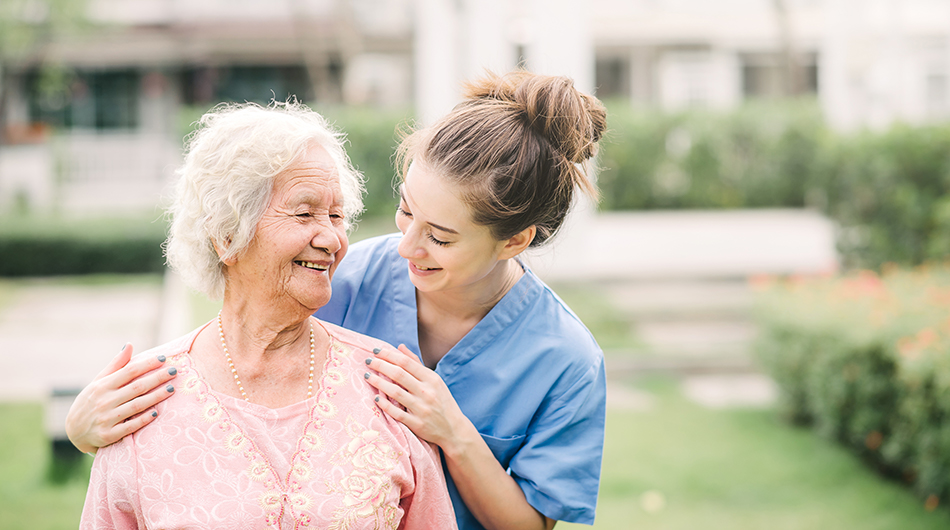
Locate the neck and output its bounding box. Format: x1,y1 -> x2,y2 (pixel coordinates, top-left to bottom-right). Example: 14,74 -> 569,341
417,258 -> 524,322
218,294 -> 316,363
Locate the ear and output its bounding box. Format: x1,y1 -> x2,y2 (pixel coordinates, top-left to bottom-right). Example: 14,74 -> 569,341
213,237 -> 237,266
497,225 -> 536,261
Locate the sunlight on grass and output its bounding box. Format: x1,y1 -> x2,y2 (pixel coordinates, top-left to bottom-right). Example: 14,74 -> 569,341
560,377 -> 950,530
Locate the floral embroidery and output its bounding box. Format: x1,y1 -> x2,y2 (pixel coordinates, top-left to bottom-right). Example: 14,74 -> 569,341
327,418 -> 400,529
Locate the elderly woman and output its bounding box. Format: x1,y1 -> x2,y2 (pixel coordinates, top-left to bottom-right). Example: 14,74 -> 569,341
79,101 -> 457,529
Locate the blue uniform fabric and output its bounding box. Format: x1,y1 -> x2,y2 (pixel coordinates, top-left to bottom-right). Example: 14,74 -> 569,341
315,233 -> 606,528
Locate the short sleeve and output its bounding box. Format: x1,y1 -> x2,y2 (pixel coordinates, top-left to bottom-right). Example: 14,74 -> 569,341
398,435 -> 458,529
80,436 -> 144,530
509,357 -> 607,524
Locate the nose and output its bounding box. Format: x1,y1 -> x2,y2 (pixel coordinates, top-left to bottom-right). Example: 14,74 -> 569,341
310,219 -> 344,256
396,221 -> 426,260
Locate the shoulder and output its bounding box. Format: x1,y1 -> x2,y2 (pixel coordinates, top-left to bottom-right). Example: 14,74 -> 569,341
520,270 -> 603,368
329,233 -> 401,289
320,319 -> 397,355
132,326 -> 203,364
343,233 -> 401,265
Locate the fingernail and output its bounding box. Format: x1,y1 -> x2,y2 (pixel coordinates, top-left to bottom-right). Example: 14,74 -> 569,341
364,372 -> 370,380
166,385 -> 174,393
151,411 -> 158,418
365,358 -> 372,365
157,355 -> 166,363
372,348 -> 381,354
168,367 -> 177,376
374,396 -> 380,403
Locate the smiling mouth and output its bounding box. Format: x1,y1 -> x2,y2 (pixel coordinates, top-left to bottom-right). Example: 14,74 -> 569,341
413,264 -> 440,271
295,261 -> 329,271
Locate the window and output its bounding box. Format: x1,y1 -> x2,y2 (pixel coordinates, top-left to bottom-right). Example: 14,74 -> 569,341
181,65 -> 311,106
27,69 -> 140,130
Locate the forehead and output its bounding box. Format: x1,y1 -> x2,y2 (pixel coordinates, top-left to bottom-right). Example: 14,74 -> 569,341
402,162 -> 474,224
272,144 -> 342,198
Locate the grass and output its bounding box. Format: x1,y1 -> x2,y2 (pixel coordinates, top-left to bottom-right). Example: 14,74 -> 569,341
561,377 -> 950,530
0,403 -> 92,530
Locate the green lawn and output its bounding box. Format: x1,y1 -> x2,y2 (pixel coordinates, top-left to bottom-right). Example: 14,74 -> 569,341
562,377 -> 950,530
0,403 -> 92,530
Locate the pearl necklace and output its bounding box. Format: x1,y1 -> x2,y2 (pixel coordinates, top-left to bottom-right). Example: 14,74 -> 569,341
217,311 -> 316,402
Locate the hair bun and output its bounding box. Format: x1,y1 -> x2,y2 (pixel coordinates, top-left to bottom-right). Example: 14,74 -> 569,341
462,70 -> 607,164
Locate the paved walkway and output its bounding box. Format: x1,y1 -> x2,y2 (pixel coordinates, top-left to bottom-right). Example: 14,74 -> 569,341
0,280 -> 162,402
0,209 -> 835,409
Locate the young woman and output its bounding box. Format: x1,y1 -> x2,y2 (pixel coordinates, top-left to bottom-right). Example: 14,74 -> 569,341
67,70 -> 608,530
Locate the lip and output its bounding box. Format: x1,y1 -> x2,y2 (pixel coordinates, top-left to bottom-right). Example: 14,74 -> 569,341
294,260 -> 332,273
408,261 -> 441,276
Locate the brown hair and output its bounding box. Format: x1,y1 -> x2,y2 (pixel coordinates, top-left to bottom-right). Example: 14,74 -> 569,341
396,70 -> 607,246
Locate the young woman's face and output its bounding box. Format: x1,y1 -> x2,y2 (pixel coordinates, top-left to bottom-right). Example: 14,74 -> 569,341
394,162 -> 511,294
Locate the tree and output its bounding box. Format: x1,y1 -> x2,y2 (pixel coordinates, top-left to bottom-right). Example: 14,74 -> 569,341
0,0 -> 90,143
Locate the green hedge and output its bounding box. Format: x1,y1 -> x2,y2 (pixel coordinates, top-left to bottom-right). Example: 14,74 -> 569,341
599,100 -> 950,269
0,215 -> 167,276
755,268 -> 950,510
598,99 -> 830,211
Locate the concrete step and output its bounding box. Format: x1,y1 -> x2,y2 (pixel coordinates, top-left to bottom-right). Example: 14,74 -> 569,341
603,279 -> 755,319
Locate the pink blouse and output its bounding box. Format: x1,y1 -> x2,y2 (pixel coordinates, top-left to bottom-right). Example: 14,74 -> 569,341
80,320 -> 457,530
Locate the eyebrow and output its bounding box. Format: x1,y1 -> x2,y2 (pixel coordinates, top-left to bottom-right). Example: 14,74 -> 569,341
399,186 -> 459,235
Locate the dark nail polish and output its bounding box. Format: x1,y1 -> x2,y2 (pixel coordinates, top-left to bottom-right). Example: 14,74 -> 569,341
364,372 -> 370,380
157,355 -> 166,363
166,385 -> 174,393
365,358 -> 372,365
372,348 -> 381,354
168,367 -> 177,376
374,396 -> 380,403
151,411 -> 158,418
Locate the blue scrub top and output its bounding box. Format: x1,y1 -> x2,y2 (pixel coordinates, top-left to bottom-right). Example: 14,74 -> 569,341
316,234 -> 606,529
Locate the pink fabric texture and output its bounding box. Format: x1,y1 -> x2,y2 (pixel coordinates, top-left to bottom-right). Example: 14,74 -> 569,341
80,320 -> 457,530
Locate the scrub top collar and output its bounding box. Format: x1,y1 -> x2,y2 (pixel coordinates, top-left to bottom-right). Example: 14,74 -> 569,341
391,255 -> 541,381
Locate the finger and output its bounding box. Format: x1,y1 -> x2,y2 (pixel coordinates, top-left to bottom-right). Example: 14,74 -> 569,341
93,344 -> 133,380
111,365 -> 178,410
111,378 -> 177,424
371,346 -> 430,381
396,344 -> 424,365
102,351 -> 172,394
364,356 -> 423,395
372,394 -> 419,430
363,370 -> 416,410
105,407 -> 162,445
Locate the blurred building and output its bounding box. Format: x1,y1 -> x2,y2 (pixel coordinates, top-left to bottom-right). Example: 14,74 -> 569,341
1,0 -> 949,213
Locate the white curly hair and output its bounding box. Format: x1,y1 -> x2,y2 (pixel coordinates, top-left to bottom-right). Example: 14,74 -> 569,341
165,100 -> 365,299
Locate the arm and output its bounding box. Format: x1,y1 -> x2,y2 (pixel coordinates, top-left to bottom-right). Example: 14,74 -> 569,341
398,430 -> 459,529
66,344 -> 178,454
80,437 -> 144,529
365,346 -> 556,530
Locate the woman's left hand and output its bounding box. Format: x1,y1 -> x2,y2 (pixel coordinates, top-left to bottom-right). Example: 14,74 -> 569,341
364,345 -> 474,450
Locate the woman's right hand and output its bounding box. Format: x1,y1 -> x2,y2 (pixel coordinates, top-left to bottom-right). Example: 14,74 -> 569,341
65,343 -> 178,454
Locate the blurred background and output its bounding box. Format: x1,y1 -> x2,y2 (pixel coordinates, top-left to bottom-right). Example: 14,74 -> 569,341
2,0 -> 950,528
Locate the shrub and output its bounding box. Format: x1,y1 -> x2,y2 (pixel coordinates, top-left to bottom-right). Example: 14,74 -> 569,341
0,215 -> 167,276
755,267 -> 950,509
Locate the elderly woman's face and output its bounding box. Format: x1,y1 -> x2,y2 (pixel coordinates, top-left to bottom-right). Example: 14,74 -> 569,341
227,143 -> 348,313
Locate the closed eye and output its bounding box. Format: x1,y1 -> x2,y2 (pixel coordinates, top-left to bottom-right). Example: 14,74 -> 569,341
397,206 -> 412,218
427,233 -> 449,246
